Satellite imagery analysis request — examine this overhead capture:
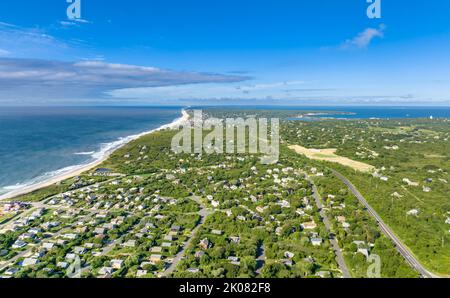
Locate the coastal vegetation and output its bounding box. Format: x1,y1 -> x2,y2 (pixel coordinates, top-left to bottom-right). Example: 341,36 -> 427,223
0,109 -> 448,277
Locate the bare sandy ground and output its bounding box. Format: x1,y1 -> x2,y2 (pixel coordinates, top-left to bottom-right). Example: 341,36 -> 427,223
289,145 -> 375,173
0,110 -> 190,201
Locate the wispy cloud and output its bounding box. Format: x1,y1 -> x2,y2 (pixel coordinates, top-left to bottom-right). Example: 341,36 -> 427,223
59,18 -> 92,27
0,58 -> 248,103
0,48 -> 10,57
341,24 -> 386,49
0,22 -> 76,60
108,80 -> 327,102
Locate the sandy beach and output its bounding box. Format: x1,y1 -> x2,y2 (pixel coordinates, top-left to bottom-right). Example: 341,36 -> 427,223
0,109 -> 190,201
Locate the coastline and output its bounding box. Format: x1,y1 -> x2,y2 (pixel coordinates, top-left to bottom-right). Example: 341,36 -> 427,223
0,109 -> 190,201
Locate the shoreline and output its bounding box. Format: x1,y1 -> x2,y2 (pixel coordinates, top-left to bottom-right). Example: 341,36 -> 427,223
0,109 -> 190,201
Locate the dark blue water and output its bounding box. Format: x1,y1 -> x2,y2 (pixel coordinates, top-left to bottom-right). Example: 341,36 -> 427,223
0,106 -> 182,194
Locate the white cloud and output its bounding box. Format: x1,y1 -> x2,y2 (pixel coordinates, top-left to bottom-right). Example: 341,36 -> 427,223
341,24 -> 385,49
0,58 -> 247,102
0,48 -> 10,57
107,80 -> 324,101
59,18 -> 92,27
0,22 -> 85,60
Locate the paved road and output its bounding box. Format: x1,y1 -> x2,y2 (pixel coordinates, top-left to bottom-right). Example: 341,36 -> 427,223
255,244 -> 266,275
309,180 -> 351,278
161,197 -> 211,277
332,169 -> 439,278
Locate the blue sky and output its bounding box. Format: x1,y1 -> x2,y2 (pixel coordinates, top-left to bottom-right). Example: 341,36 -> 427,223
0,0 -> 450,105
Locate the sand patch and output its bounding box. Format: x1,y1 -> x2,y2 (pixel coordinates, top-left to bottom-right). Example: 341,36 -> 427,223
289,145 -> 375,173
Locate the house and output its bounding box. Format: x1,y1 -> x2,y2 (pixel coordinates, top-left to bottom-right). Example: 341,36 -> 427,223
103,223 -> 117,230
305,204 -> 313,211
277,200 -> 290,208
57,262 -> 69,269
310,237 -> 322,246
4,268 -> 19,276
21,258 -> 38,267
42,221 -> 60,229
211,200 -> 220,208
62,233 -> 78,240
84,243 -> 95,249
98,267 -> 114,276
391,192 -> 403,198
151,246 -> 162,253
296,209 -> 305,216
187,268 -> 200,273
32,249 -> 46,259
342,222 -> 351,228
52,209 -> 64,216
164,235 -> 174,241
28,228 -> 42,234
65,253 -> 77,260
93,168 -> 114,177
150,254 -> 162,263
225,254 -> 239,264
256,206 -> 266,213
336,216 -> 346,223
18,233 -> 35,240
229,236 -> 240,244
284,251 -> 295,259
122,240 -> 136,247
316,271 -> 330,278
162,242 -> 172,247
73,246 -> 87,255
199,238 -> 211,250
403,178 -> 419,187
86,194 -> 97,202
275,227 -> 283,236
42,242 -> 54,250
406,209 -> 419,216
110,259 -> 124,269
136,270 -> 147,277
12,240 -> 27,249
211,229 -> 222,235
300,221 -> 317,230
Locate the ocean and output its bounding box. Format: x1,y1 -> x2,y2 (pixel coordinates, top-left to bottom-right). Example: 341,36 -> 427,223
0,106 -> 183,195
0,106 -> 448,196
288,106 -> 450,119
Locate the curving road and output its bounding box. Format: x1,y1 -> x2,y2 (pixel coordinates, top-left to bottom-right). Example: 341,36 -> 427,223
331,169 -> 439,278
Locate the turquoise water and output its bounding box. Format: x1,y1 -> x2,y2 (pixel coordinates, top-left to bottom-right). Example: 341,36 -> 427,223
0,106 -> 182,194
